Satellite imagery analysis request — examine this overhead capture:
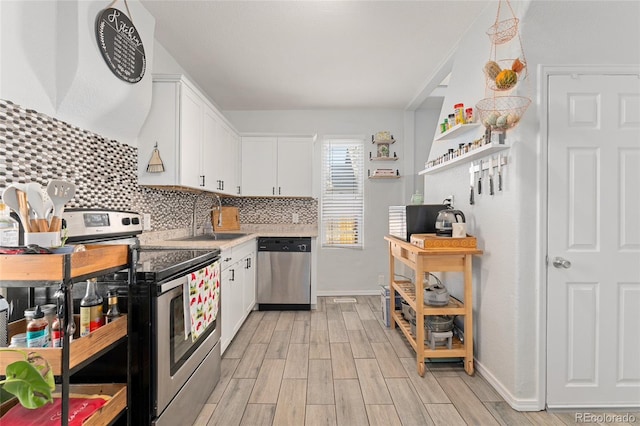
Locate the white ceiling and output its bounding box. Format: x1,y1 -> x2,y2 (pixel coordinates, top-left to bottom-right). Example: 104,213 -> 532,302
141,1 -> 490,111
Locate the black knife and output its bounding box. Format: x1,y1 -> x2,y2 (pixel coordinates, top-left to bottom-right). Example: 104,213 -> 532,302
477,159 -> 482,195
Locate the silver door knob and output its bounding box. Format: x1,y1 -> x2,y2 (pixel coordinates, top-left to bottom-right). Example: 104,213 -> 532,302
552,257 -> 571,269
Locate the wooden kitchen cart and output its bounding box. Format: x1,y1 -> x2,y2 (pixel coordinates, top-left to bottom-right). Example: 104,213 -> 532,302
0,245 -> 132,426
384,236 -> 482,376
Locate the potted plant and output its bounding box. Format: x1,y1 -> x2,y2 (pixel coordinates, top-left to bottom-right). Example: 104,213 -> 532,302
0,350 -> 54,410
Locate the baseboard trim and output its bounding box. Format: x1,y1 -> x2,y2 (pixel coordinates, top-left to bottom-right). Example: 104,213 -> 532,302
316,290 -> 380,296
475,359 -> 545,412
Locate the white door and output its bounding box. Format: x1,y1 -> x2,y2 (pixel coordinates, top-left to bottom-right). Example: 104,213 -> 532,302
547,73 -> 640,407
277,136 -> 313,197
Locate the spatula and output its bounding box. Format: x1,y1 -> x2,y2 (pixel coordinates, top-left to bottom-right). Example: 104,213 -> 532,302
47,180 -> 76,232
2,184 -> 31,232
27,182 -> 49,232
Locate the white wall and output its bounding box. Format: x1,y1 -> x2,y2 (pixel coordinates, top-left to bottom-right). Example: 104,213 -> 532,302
0,0 -> 155,146
225,110 -> 409,295
424,0 -> 640,410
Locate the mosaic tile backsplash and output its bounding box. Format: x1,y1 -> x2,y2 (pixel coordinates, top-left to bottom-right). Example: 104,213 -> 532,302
0,99 -> 318,231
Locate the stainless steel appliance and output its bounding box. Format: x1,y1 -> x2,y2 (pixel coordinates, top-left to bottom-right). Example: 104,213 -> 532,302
388,204 -> 447,241
257,237 -> 311,310
61,209 -> 221,426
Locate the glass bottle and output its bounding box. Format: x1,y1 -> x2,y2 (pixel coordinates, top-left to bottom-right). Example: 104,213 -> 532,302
105,290 -> 121,323
0,202 -> 19,246
51,314 -> 63,348
27,305 -> 49,348
80,278 -> 103,336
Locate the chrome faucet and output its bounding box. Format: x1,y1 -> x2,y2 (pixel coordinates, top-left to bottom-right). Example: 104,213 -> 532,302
214,194 -> 223,228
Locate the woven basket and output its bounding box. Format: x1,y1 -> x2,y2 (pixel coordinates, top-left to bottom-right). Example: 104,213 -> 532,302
475,96 -> 531,131
484,58 -> 527,92
487,17 -> 519,44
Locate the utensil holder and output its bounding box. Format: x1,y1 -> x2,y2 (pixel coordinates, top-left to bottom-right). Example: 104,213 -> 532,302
24,231 -> 61,247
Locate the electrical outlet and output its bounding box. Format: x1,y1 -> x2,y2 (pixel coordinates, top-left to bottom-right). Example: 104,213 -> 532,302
292,213 -> 299,223
143,213 -> 152,231
444,195 -> 454,206
378,274 -> 385,286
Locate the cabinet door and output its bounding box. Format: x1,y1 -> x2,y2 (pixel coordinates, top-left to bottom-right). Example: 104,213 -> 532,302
220,267 -> 233,353
202,105 -> 222,192
242,252 -> 256,314
241,137 -> 277,196
277,137 -> 313,197
220,125 -> 239,195
179,83 -> 204,189
230,260 -> 244,335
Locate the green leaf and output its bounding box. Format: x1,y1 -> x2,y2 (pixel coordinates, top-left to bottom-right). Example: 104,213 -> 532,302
2,360 -> 53,409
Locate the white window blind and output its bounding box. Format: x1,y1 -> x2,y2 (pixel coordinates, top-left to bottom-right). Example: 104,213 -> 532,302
321,138 -> 365,248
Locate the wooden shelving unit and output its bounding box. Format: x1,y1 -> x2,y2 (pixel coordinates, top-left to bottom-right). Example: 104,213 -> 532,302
0,245 -> 131,426
384,236 -> 482,376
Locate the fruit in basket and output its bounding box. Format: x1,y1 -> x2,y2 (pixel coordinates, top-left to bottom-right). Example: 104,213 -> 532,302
496,114 -> 508,128
495,69 -> 518,89
483,112 -> 500,127
507,113 -> 518,126
511,58 -> 525,73
484,61 -> 502,80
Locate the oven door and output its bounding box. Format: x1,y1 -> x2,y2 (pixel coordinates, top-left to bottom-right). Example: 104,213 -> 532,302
154,261 -> 221,416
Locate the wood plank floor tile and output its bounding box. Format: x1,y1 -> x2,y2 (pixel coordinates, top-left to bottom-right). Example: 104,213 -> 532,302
251,317 -> 278,344
362,319 -> 389,343
383,327 -> 415,359
428,361 -> 467,377
485,401 -> 534,425
207,358 -> 240,404
224,313 -> 263,359
272,379 -> 307,426
311,311 -> 328,331
458,370 -> 504,402
354,301 -> 376,321
342,311 -> 364,330
386,378 -> 435,425
424,403 -> 466,426
307,359 -> 335,405
399,357 -> 450,404
283,343 -> 309,379
523,411 -> 567,426
365,404 -> 403,426
328,317 -> 349,343
275,311 -> 295,331
331,342 -> 358,379
265,329 -> 292,359
291,318 -> 310,343
295,310 -> 311,321
348,329 -> 375,359
371,342 -> 408,378
193,403 -> 216,426
207,378 -> 254,426
334,379 -> 369,426
234,343 -> 268,379
240,404 -> 276,426
305,405 -> 337,426
310,329 -> 332,359
437,376 -> 500,425
248,358 -> 285,404
354,358 -> 393,405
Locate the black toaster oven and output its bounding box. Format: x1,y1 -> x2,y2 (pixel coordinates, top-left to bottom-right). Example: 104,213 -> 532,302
388,205 -> 447,241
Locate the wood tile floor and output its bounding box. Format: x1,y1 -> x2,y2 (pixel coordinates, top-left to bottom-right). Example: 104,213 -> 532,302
193,296 -> 638,426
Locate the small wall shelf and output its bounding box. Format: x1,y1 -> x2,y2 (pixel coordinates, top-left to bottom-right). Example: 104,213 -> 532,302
369,175 -> 401,179
434,123 -> 482,142
372,138 -> 396,144
370,157 -> 398,162
419,141 -> 509,175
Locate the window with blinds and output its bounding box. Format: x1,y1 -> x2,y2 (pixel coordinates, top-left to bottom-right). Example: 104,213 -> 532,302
321,138 -> 365,248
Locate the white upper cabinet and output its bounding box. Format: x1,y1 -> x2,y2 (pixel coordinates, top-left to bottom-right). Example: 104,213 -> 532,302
138,75 -> 239,195
241,136 -> 313,197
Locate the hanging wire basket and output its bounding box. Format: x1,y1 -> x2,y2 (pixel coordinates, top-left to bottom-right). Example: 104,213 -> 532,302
484,58 -> 527,92
486,17 -> 520,45
476,96 -> 531,131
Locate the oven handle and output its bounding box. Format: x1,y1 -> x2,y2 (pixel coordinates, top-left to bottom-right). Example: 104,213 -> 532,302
159,275 -> 187,294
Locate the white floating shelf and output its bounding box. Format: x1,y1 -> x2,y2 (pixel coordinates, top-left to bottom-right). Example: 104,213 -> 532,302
419,142 -> 510,175
434,123 -> 482,142
369,175 -> 401,179
370,156 -> 399,161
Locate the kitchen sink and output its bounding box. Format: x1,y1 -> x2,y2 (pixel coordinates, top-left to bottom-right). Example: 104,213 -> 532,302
169,233 -> 249,242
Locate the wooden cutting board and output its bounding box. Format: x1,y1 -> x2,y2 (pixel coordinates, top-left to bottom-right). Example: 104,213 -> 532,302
211,206 -> 240,231
409,233 -> 477,249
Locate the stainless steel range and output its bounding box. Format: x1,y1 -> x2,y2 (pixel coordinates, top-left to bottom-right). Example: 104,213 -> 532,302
64,209 -> 222,426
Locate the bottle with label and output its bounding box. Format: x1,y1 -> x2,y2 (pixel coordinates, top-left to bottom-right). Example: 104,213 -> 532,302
105,290 -> 121,323
26,305 -> 49,348
0,202 -> 19,246
51,314 -> 63,348
80,278 -> 103,337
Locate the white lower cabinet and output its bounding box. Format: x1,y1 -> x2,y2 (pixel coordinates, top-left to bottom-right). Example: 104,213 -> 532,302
220,239 -> 257,354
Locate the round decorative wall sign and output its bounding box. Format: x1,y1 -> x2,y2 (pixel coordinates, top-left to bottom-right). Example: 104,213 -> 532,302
95,7 -> 146,83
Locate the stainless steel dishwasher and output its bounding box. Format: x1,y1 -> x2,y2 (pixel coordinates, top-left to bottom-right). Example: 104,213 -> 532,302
257,237 -> 311,310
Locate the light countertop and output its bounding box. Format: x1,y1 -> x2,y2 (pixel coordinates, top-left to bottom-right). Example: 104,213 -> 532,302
139,224 -> 318,251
